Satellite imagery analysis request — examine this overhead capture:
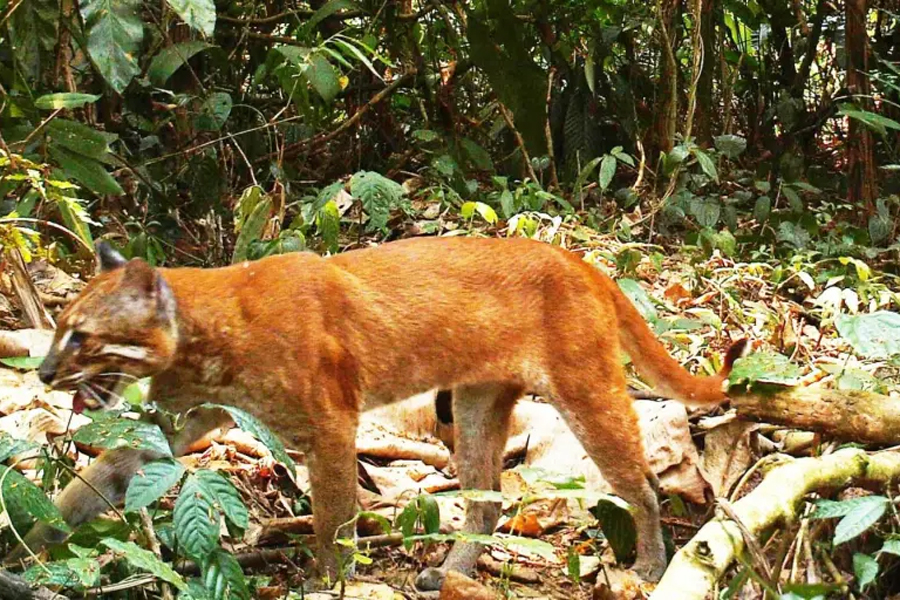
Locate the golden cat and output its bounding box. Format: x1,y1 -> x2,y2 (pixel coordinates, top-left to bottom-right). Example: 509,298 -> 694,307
21,237 -> 745,589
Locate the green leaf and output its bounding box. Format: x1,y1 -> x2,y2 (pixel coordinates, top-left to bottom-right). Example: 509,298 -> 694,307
499,189 -> 515,218
197,92 -> 233,131
349,171 -> 406,232
49,146 -> 124,196
753,196 -> 771,222
566,546 -> 581,583
868,213 -> 892,245
47,119 -> 111,159
301,0 -> 356,39
839,105 -> 900,136
728,351 -> 801,388
80,0 -> 143,93
35,93 -> 101,110
193,470 -> 249,530
73,419 -> 171,456
690,197 -> 721,228
836,312 -> 900,359
174,473 -> 220,561
590,497 -> 636,563
818,496 -> 888,545
880,538 -> 900,556
598,154 -> 617,191
199,405 -> 296,475
125,458 -> 186,513
0,356 -> 44,370
460,138 -> 494,171
573,156 -> 602,207
713,134 -> 747,158
102,538 -> 187,590
413,130 -> 440,142
1,466 -> 71,534
0,432 -> 40,464
203,549 -> 250,600
231,196 -> 272,263
23,557 -> 101,589
611,147 -> 635,167
461,201 -> 498,225
616,278 -> 658,323
166,0 -> 216,37
852,553 -> 878,590
782,186 -> 802,212
305,53 -> 340,103
692,148 -> 718,182
57,197 -> 94,246
148,41 -> 215,86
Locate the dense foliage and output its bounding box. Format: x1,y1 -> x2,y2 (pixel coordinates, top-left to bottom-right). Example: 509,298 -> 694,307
1,0 -> 899,267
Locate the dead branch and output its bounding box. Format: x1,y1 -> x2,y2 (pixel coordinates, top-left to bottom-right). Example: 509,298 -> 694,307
651,448 -> 900,599
732,386 -> 900,444
0,568 -> 65,600
3,249 -> 53,329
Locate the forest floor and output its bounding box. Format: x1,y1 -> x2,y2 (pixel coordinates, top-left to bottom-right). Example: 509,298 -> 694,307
1,224 -> 898,599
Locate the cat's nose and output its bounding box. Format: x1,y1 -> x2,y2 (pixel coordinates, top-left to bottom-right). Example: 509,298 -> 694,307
38,359 -> 57,385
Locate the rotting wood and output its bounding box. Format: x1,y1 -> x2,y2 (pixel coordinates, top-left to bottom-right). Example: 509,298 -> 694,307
0,568 -> 65,600
4,249 -> 53,330
732,386 -> 900,444
651,448 -> 900,600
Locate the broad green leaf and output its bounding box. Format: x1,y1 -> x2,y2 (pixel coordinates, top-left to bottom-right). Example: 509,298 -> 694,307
148,41 -> 215,85
0,432 -> 40,463
783,186 -> 803,212
197,92 -> 232,131
611,147 -> 635,167
691,197 -> 721,228
753,196 -> 771,222
35,93 -> 101,110
47,119 -> 111,159
301,0 -> 356,39
1,466 -> 71,533
0,356 -> 44,370
499,190 -> 515,218
728,351 -> 801,387
836,312 -> 900,359
460,138 -> 494,171
102,538 -> 187,590
305,53 -> 340,103
199,405 -> 296,474
166,0 -> 216,37
23,557 -> 100,589
193,470 -> 249,530
460,201 -> 497,224
839,105 -> 900,136
714,134 -> 747,158
125,458 -> 186,512
202,549 -> 249,600
617,278 -> 659,323
73,419 -> 171,456
413,130 -> 440,142
880,538 -> 900,556
231,195 -> 272,263
830,497 -> 888,545
853,553 -> 878,590
49,146 -> 124,196
869,213 -> 892,245
174,473 -> 220,561
57,197 -> 94,246
418,495 -> 440,535
693,148 -> 718,182
80,0 -> 143,93
350,171 -> 406,232
598,154 -> 617,191
590,497 -> 636,563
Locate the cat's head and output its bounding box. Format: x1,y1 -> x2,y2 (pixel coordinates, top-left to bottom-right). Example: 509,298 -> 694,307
39,243 -> 179,412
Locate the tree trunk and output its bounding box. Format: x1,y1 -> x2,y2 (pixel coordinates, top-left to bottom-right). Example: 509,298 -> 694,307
845,0 -> 877,213
694,0 -> 717,145
654,0 -> 679,155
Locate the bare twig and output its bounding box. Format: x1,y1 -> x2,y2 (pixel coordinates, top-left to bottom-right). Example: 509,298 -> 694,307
498,102 -> 539,183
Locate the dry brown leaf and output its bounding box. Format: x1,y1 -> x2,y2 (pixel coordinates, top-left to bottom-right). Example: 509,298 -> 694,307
700,421 -> 758,498
664,282 -> 692,306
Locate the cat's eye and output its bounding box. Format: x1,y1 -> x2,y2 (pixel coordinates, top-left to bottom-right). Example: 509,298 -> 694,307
67,331 -> 86,350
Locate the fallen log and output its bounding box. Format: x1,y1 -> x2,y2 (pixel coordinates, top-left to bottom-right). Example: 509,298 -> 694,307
650,448 -> 900,600
732,386 -> 900,445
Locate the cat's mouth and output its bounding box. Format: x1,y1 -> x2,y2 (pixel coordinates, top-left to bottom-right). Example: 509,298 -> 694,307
73,377 -> 123,414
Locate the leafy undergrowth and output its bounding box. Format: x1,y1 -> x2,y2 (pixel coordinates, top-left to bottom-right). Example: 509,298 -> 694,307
0,213 -> 899,599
